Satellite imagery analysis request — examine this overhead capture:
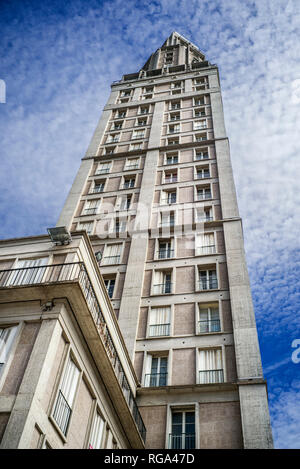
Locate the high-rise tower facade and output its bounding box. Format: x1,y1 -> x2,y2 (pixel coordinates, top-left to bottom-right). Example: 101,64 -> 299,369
57,32 -> 273,449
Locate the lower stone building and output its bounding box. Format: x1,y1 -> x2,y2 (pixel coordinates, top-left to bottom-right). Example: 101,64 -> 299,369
0,232 -> 145,449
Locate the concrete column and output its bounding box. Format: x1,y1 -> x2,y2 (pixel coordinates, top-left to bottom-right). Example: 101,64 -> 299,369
0,318 -> 60,449
118,101 -> 165,360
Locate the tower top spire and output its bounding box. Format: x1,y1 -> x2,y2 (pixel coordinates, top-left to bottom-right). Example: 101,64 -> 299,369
140,32 -> 206,72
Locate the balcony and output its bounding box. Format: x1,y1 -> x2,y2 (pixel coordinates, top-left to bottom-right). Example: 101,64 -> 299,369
144,372 -> 168,387
197,191 -> 212,201
0,261 -> 146,444
148,323 -> 170,337
161,197 -> 176,205
90,186 -> 104,194
164,176 -> 177,184
199,319 -> 221,333
169,433 -> 195,449
83,208 -> 98,216
153,282 -> 172,295
199,369 -> 224,384
95,169 -> 110,175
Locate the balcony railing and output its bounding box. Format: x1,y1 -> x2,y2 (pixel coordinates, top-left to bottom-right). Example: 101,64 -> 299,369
83,208 -> 98,215
164,177 -> 177,183
197,191 -> 212,200
52,390 -> 72,436
0,262 -> 146,442
199,369 -> 224,384
101,255 -> 121,265
91,186 -> 104,194
169,433 -> 195,449
144,372 -> 168,387
196,216 -> 213,223
161,197 -> 176,205
153,282 -> 172,295
196,172 -> 210,179
95,168 -> 110,175
157,249 -> 174,259
198,277 -> 218,290
199,319 -> 221,333
195,154 -> 209,160
148,323 -> 170,337
196,245 -> 216,255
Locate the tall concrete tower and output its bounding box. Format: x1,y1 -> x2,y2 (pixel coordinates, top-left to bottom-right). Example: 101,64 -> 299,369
57,32 -> 273,449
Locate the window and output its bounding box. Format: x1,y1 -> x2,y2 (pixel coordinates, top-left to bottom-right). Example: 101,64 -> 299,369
195,233 -> 215,255
139,106 -> 149,115
117,110 -> 126,118
168,124 -> 180,134
0,326 -> 18,377
169,112 -> 180,121
164,171 -> 177,183
158,240 -> 174,259
160,211 -> 175,228
105,146 -> 115,155
198,305 -> 220,333
130,142 -> 143,150
196,207 -> 213,222
83,199 -> 99,216
115,218 -> 127,234
123,176 -> 135,189
120,90 -> 131,97
92,180 -> 105,193
144,355 -> 168,387
198,349 -> 224,383
52,356 -> 80,435
169,411 -> 195,449
196,186 -> 212,200
194,120 -> 207,130
96,162 -> 111,175
170,81 -> 182,89
88,412 -> 105,449
104,278 -> 115,298
198,269 -> 218,290
194,108 -> 206,118
196,166 -> 210,179
161,190 -> 176,205
7,258 -> 48,286
102,244 -> 122,265
119,194 -> 132,210
132,129 -> 145,139
165,152 -> 178,165
113,121 -> 123,131
125,157 -> 139,170
77,222 -> 93,235
108,134 -> 119,143
153,270 -> 172,295
195,149 -> 209,160
195,132 -> 207,142
170,101 -> 180,110
167,137 -> 179,146
137,117 -> 147,126
194,97 -> 205,106
148,306 -> 171,337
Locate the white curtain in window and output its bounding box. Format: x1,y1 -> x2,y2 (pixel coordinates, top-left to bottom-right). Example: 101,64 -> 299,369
60,357 -> 80,407
89,412 -> 104,449
198,349 -> 222,371
0,326 -> 17,370
196,233 -> 214,254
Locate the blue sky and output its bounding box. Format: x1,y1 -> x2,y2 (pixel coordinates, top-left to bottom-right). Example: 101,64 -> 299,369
1,0 -> 300,448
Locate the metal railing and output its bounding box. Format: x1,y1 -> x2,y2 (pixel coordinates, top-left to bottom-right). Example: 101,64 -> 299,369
196,245 -> 216,255
83,208 -> 98,215
196,216 -> 213,222
91,186 -> 104,194
144,372 -> 168,387
161,197 -> 176,205
199,319 -> 221,333
198,278 -> 218,290
95,168 -> 110,175
157,249 -> 174,259
196,172 -> 210,179
153,283 -> 172,295
148,323 -> 170,337
53,390 -> 72,435
195,154 -> 209,160
199,369 -> 224,384
197,191 -> 212,200
0,262 -> 146,442
169,433 -> 195,449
